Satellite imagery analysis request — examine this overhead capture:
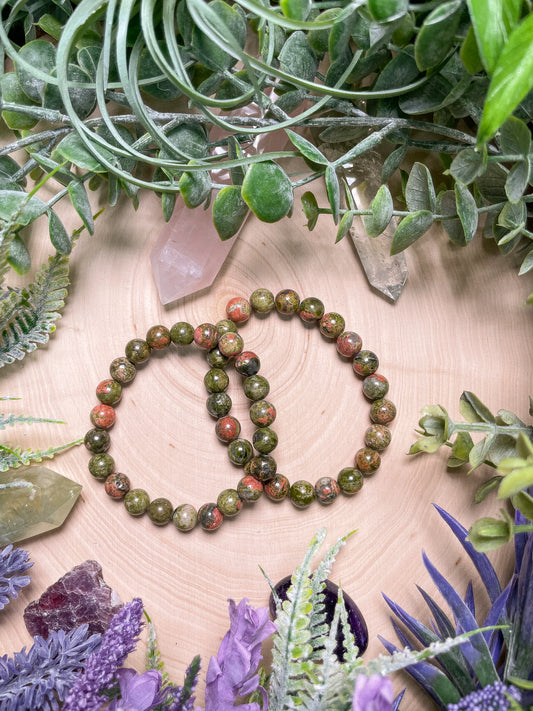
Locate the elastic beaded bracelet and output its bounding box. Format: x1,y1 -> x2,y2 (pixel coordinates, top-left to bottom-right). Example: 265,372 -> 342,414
84,289 -> 396,534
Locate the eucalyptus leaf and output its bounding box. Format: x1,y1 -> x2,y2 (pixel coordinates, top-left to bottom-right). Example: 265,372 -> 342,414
512,490 -> 533,520
414,0 -> 462,71
498,465 -> 533,499
454,182 -> 478,244
335,210 -> 353,243
447,431 -> 474,468
280,0 -> 311,22
162,192 -> 177,222
285,130 -> 328,165
279,31 -> 318,82
381,143 -> 407,183
325,164 -> 340,224
212,185 -> 249,240
437,190 -> 465,246
497,199 -> 526,234
54,133 -> 112,173
364,184 -> 393,238
518,247 -> 533,276
47,210 -> 72,255
67,180 -> 94,235
499,116 -> 532,155
0,191 -> 47,226
7,235 -> 31,275
459,391 -> 495,424
43,63 -> 96,119
469,435 -> 494,471
241,161 -> 293,223
405,163 -> 436,213
390,210 -> 434,255
505,159 -> 530,204
179,167 -> 212,208
190,0 -> 247,72
0,73 -> 39,130
301,191 -> 319,230
448,148 -> 485,185
474,476 -> 502,504
15,39 -> 56,103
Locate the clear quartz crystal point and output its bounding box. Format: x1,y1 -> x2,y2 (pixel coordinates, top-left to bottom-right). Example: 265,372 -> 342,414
0,466 -> 82,544
340,151 -> 408,302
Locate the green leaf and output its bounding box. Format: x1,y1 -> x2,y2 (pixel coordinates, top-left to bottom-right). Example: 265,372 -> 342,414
364,185 -> 393,237
518,247 -> 533,275
498,465 -> 533,499
467,511 -> 514,551
15,39 -> 56,103
460,25 -> 483,74
497,200 -> 526,244
54,133 -> 112,173
459,391 -> 495,423
447,431 -> 474,467
448,148 -> 485,185
325,165 -> 340,224
212,185 -> 249,240
280,0 -> 311,22
285,130 -> 328,166
241,161 -> 293,223
454,182 -> 478,244
43,63 -> 96,119
190,0 -> 247,71
469,435 -> 494,470
499,116 -> 532,155
414,0 -> 463,71
179,168 -> 212,209
477,13 -> 533,145
368,0 -> 408,22
0,191 -> 46,226
405,162 -> 436,212
336,210 -> 353,243
301,191 -> 319,230
474,475 -> 503,503
437,190 -> 466,245
506,159 -> 530,203
7,236 -> 31,275
466,0 -> 521,75
67,180 -> 94,235
37,13 -> 64,41
307,8 -> 343,53
47,210 -> 72,255
279,31 -> 318,82
391,210 -> 434,254
0,73 -> 38,130
381,143 -> 407,183
512,490 -> 533,520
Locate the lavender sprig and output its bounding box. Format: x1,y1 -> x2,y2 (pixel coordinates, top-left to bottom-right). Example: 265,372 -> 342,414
0,624 -> 101,711
62,597 -> 144,711
0,544 -> 32,611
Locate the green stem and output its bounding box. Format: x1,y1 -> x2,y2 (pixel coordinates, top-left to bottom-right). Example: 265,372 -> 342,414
514,524 -> 533,534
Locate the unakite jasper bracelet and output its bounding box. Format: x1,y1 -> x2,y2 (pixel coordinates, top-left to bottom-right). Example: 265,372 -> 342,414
84,288 -> 396,533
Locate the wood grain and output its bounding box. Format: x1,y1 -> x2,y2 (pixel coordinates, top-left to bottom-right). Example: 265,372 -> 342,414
1,181 -> 532,709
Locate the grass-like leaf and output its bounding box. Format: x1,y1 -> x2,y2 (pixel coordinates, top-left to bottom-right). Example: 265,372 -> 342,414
0,439 -> 83,471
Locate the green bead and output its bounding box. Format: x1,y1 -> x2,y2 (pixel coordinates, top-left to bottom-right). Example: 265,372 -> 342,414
337,467 -> 363,495
170,321 -> 194,345
96,379 -> 122,405
110,357 -> 136,384
207,346 -> 229,369
237,475 -> 263,502
362,374 -> 389,400
206,392 -> 232,417
289,480 -> 315,508
228,438 -> 253,466
146,325 -> 171,349
355,447 -> 381,475
275,288 -> 300,315
298,297 -> 325,323
250,288 -> 275,314
125,338 -> 151,364
249,454 -> 277,482
243,374 -> 270,401
249,400 -> 276,426
216,319 -> 238,337
204,367 -> 229,393
173,503 -> 198,531
124,488 -> 150,516
252,427 -> 278,453
88,453 -> 115,479
217,488 -> 243,517
370,398 -> 397,424
264,474 -> 290,501
84,428 -> 111,453
353,350 -> 379,377
147,497 -> 173,525
198,503 -> 224,531
364,424 -> 392,451
319,312 -> 345,339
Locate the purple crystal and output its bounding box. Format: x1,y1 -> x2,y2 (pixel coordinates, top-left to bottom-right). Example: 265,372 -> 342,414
23,559 -> 121,638
270,576 -> 368,658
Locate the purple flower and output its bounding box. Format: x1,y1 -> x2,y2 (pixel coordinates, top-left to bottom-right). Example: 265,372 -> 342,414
0,544 -> 32,610
352,674 -> 393,711
108,668 -> 167,711
203,598 -> 276,711
446,681 -> 521,711
62,598 -> 144,711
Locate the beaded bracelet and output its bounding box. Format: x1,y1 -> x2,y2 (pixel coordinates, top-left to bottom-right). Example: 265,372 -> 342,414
84,288 -> 396,533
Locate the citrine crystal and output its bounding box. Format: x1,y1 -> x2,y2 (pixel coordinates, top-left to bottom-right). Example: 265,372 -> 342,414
0,466 -> 82,545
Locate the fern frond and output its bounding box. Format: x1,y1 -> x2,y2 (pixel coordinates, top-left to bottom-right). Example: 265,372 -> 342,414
0,413 -> 66,430
144,610 -> 169,685
0,220 -> 20,288
0,438 -> 83,471
337,585 -> 362,670
0,251 -> 69,367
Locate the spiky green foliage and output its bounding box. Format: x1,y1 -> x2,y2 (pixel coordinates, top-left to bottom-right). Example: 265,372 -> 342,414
0,438 -> 83,471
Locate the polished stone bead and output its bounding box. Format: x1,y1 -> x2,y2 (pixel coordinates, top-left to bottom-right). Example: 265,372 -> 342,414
353,350 -> 379,376
104,472 -> 130,499
216,319 -> 238,337
362,373 -> 389,400
110,356 -> 136,384
264,473 -> 290,501
253,427 -> 278,454
337,467 -> 364,495
88,453 -> 115,480
194,323 -> 219,350
146,324 -> 171,349
336,331 -> 362,358
370,398 -> 397,425
234,351 -> 260,376
237,475 -> 263,502
125,338 -> 151,364
289,480 -> 315,508
148,497 -> 173,525
226,296 -> 251,324
170,321 -> 194,345
243,374 -> 270,401
124,488 -> 150,516
217,488 -> 243,517
314,476 -> 340,505
96,379 -> 122,406
275,288 -> 300,315
207,346 -> 229,369
228,438 -> 253,466
84,428 -> 111,453
298,296 -> 324,323
218,332 -> 244,357
204,367 -> 229,393
173,503 -> 198,531
90,403 -> 116,430
250,288 -> 275,313
215,415 -> 241,443
354,447 -> 381,475
249,399 -> 276,426
249,454 -> 277,482
0,466 -> 83,545
319,312 -> 345,339
206,392 -> 232,417
23,559 -> 121,637
198,502 -> 224,530
364,424 -> 392,451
